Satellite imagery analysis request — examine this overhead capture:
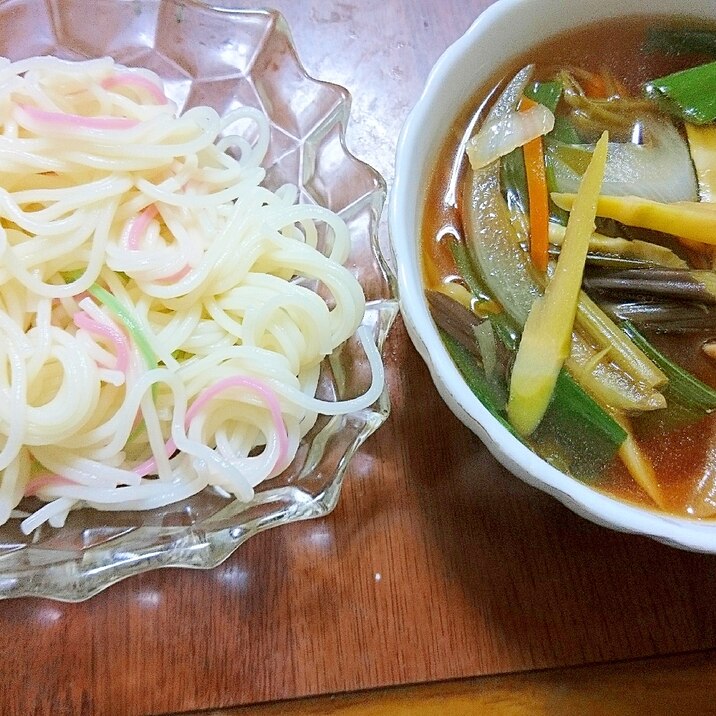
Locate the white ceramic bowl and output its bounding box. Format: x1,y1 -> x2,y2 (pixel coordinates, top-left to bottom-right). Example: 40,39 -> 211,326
389,0 -> 716,552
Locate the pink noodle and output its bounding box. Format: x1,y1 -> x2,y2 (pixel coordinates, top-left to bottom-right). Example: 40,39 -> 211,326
158,264 -> 191,283
73,310 -> 130,373
101,73 -> 168,105
17,104 -> 138,131
134,376 -> 289,480
24,473 -> 76,497
126,204 -> 158,250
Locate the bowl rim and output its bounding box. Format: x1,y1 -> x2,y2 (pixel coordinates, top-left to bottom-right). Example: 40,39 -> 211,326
389,0 -> 716,552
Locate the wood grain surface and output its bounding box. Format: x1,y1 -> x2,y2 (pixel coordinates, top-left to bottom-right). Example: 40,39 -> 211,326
3,2 -> 716,715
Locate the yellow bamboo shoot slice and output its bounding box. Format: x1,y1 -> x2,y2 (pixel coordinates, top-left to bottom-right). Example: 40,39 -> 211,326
612,412 -> 665,510
548,222 -> 688,269
551,192 -> 716,247
508,132 -> 608,436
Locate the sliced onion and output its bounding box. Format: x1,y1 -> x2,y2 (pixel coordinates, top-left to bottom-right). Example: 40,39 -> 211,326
466,103 -> 555,171
549,118 -> 698,203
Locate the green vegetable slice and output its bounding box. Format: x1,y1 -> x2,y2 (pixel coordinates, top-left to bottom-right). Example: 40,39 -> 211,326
546,370 -> 627,450
644,61 -> 716,125
525,80 -> 580,145
446,234 -> 492,303
439,330 -> 516,435
501,144 -> 529,215
524,80 -> 562,112
621,320 -> 716,413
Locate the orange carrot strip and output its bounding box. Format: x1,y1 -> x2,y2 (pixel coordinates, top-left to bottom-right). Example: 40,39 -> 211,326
583,72 -> 608,98
520,97 -> 550,272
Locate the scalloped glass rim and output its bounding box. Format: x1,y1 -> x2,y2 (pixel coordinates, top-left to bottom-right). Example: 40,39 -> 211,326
390,0 -> 716,553
0,0 -> 398,601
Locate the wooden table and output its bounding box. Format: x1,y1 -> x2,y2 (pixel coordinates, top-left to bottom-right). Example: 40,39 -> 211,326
3,1 -> 716,714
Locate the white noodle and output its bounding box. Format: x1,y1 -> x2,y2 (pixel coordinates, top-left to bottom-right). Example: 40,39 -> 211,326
0,56 -> 381,534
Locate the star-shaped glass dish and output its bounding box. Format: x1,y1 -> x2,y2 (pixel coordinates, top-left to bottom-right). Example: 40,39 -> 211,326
0,0 -> 396,601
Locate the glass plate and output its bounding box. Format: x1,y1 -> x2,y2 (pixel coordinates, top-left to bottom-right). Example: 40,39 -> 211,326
0,0 -> 397,601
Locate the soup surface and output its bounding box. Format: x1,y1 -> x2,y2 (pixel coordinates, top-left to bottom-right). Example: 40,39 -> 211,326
421,16 -> 716,516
